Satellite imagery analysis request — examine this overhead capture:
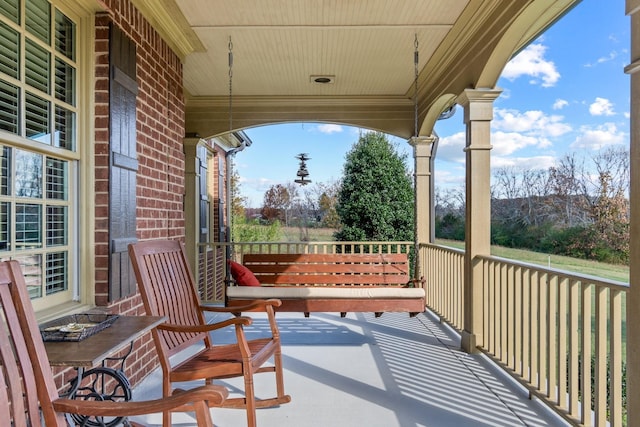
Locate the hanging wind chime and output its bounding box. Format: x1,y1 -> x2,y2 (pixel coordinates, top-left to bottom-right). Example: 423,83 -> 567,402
294,153 -> 312,185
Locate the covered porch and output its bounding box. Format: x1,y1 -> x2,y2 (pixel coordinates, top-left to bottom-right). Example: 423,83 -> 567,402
190,240 -> 626,426
1,0 -> 637,425
131,310 -> 566,427
70,0 -> 640,426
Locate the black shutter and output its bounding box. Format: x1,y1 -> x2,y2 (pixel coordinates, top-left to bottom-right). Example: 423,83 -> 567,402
198,145 -> 208,243
108,25 -> 138,300
218,156 -> 225,242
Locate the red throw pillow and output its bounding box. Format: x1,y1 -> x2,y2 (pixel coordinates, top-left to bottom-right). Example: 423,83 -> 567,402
228,260 -> 261,286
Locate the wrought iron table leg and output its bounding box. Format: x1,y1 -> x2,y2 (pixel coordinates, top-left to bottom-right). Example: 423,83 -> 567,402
64,342 -> 135,427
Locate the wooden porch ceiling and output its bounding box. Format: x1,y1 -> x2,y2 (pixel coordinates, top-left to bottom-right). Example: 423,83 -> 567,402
133,0 -> 581,140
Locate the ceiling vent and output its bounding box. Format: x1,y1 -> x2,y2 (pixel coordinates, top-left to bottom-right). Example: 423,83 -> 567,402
310,75 -> 335,84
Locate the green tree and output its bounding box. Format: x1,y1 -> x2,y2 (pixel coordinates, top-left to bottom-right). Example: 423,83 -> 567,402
316,180 -> 341,228
230,168 -> 247,242
233,216 -> 282,242
334,132 -> 414,242
229,169 -> 282,242
230,169 -> 246,220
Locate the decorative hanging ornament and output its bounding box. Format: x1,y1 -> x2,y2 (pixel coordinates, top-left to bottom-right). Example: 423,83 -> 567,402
294,153 -> 312,185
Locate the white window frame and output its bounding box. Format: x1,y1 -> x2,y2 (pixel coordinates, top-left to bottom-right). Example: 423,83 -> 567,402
0,0 -> 94,314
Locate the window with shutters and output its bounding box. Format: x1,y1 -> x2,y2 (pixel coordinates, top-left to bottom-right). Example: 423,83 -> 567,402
0,0 -> 78,310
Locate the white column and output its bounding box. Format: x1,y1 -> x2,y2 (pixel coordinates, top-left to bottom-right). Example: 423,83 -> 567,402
457,88 -> 501,353
410,136 -> 436,278
183,137 -> 202,276
625,1 -> 640,423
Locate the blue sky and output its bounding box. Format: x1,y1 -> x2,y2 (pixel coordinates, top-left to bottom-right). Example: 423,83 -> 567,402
235,0 -> 629,208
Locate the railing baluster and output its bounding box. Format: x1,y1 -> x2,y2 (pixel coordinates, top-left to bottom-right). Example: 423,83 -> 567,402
539,271 -> 548,396
581,283 -> 593,426
548,274 -> 558,402
510,264 -> 520,372
488,260 -> 496,355
558,277 -> 568,409
457,252 -> 464,328
594,285 -> 607,426
500,262 -> 508,364
569,279 -> 580,419
610,289 -> 623,427
531,270 -> 540,389
522,268 -> 531,383
444,247 -> 450,324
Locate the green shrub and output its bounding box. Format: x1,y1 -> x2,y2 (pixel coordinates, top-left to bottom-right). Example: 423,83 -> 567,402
435,213 -> 465,241
233,217 -> 282,242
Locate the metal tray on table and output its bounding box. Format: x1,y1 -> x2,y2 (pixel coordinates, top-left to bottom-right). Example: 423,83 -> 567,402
40,313 -> 120,342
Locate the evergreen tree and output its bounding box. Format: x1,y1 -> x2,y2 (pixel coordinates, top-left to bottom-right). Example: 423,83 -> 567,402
334,132 -> 414,242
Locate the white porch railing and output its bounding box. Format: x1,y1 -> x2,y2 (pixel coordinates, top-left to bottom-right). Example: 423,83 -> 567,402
420,243 -> 465,329
420,243 -> 628,427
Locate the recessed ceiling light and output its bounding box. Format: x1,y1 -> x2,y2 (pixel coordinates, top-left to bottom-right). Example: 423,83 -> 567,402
310,75 -> 335,84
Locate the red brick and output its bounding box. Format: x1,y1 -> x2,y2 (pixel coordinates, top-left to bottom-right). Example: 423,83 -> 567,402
83,0 -> 190,394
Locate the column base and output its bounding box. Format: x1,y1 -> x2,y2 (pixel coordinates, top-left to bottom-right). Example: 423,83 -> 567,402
460,330 -> 479,354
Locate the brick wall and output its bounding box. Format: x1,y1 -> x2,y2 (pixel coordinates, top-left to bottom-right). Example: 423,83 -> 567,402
79,0 -> 188,392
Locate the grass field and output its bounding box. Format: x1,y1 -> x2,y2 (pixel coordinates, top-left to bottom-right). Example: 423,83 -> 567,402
280,226 -> 338,242
435,238 -> 629,283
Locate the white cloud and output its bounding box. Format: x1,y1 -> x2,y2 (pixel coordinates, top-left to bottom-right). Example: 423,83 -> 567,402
493,108 -> 572,137
316,124 -> 343,134
502,43 -> 560,87
434,168 -> 465,186
491,131 -> 551,156
436,108 -> 571,162
498,88 -> 511,101
598,51 -> 619,64
585,50 -> 620,67
570,122 -> 626,150
238,176 -> 283,207
589,97 -> 615,116
491,155 -> 557,170
552,99 -> 569,110
436,132 -> 466,165
243,176 -> 279,192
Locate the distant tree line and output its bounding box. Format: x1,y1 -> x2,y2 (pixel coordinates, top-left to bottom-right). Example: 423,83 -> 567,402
230,176 -> 340,242
259,181 -> 341,229
436,147 -> 630,264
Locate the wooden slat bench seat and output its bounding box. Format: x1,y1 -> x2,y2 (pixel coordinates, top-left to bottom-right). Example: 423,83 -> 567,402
226,253 -> 426,317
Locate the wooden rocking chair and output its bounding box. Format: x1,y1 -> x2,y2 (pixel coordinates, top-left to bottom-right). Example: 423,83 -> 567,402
128,240 -> 291,427
0,259 -> 228,427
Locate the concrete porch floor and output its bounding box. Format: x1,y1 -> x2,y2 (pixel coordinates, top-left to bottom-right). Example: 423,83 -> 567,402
130,310 -> 568,427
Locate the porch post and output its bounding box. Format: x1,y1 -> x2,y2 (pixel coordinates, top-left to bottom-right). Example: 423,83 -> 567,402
410,136 -> 436,278
183,137 -> 202,276
625,1 -> 640,424
457,88 -> 501,353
